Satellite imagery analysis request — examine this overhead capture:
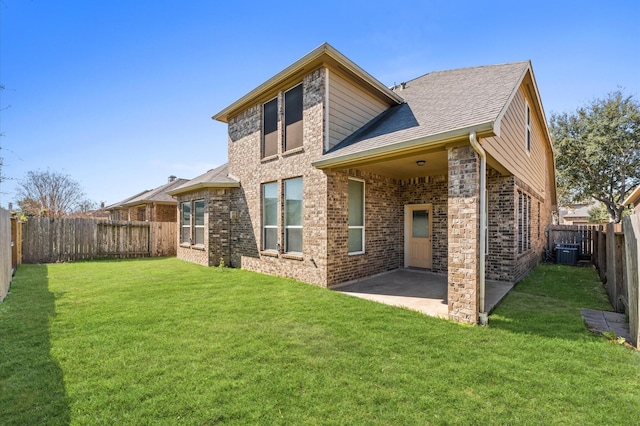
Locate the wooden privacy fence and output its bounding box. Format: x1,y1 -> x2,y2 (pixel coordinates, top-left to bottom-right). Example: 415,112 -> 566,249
0,208 -> 11,302
22,218 -> 176,264
547,224 -> 597,259
591,217 -> 640,349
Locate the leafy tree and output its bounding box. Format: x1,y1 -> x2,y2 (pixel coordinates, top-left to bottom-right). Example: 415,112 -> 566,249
550,91 -> 640,223
16,169 -> 94,218
588,203 -> 610,223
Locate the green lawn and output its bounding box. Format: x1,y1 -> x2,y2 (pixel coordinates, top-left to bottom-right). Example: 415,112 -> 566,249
1,259 -> 639,425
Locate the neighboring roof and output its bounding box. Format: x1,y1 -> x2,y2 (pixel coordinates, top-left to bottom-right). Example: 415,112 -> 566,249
623,184 -> 640,207
212,42 -> 403,123
122,178 -> 189,206
314,61 -> 531,167
167,164 -> 239,196
105,189 -> 151,211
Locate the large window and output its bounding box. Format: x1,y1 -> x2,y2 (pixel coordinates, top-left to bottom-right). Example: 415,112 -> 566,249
348,179 -> 365,254
262,98 -> 278,158
284,178 -> 303,253
518,191 -> 531,254
263,182 -> 278,251
284,84 -> 303,152
262,83 -> 303,158
194,200 -> 205,246
181,200 -> 205,246
181,202 -> 191,244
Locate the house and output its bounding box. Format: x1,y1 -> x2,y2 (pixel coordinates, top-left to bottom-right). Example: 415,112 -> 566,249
106,176 -> 188,222
170,43 -> 557,324
623,185 -> 640,214
559,200 -> 599,224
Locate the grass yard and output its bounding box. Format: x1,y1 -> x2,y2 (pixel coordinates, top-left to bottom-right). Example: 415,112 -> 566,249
1,258 -> 639,425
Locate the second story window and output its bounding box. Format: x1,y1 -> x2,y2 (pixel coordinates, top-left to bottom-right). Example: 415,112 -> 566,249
261,83 -> 303,159
263,98 -> 278,158
284,84 -> 303,151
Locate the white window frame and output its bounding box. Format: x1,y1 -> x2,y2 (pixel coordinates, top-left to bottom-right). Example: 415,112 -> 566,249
193,199 -> 205,246
348,178 -> 365,255
180,202 -> 191,245
284,177 -> 303,254
262,182 -> 278,252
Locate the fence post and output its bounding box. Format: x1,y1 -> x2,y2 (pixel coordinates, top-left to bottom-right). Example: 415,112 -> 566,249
622,215 -> 640,348
597,225 -> 607,282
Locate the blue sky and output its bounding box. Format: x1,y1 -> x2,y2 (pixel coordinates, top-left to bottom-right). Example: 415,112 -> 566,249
1,0 -> 638,209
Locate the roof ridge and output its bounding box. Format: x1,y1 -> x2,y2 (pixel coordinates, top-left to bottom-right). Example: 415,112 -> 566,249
402,60 -> 530,85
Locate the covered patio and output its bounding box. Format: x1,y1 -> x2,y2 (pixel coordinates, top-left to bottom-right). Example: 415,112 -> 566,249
333,269 -> 514,319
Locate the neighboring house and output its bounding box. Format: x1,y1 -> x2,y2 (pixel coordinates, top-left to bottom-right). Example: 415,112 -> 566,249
560,200 -> 599,224
623,185 -> 640,214
170,43 -> 557,324
106,176 -> 188,222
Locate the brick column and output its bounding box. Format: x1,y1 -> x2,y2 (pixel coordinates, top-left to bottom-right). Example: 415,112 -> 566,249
447,145 -> 480,324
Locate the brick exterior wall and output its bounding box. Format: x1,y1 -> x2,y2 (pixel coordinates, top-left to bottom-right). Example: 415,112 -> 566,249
447,145 -> 480,324
487,168 -> 516,281
398,175 -> 449,274
226,68 -> 328,286
175,188 -> 234,267
325,169 -> 402,286
154,203 -> 177,222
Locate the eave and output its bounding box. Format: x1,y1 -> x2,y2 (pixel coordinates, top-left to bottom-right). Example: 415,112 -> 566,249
212,43 -> 403,123
312,121 -> 495,169
167,181 -> 241,197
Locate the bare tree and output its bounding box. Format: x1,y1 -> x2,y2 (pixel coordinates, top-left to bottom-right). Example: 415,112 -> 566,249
17,169 -> 90,218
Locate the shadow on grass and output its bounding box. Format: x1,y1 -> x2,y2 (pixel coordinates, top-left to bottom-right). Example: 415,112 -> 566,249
489,264 -> 614,342
0,265 -> 70,425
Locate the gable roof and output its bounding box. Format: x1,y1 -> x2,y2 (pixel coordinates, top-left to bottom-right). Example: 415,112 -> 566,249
167,163 -> 239,196
123,178 -> 189,206
212,43 -> 403,123
314,61 -> 531,167
105,189 -> 152,211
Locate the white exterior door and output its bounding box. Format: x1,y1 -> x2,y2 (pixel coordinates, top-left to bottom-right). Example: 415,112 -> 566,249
405,204 -> 432,269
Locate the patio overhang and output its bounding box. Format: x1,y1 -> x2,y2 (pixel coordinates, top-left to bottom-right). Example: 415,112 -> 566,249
312,122 -> 496,176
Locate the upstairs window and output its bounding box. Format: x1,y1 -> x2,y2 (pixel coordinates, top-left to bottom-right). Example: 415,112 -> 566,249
348,179 -> 365,254
262,98 -> 278,158
262,182 -> 278,251
526,102 -> 532,152
284,84 -> 303,151
284,178 -> 303,253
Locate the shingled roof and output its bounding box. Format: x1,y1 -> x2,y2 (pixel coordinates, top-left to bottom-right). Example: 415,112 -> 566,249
107,177 -> 189,209
315,61 -> 530,166
167,163 -> 239,195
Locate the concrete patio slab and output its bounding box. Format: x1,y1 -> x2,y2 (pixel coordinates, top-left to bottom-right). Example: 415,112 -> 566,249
581,308 -> 631,342
333,268 -> 514,319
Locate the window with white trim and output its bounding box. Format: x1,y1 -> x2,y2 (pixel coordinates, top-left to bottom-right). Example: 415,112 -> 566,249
262,182 -> 278,251
181,202 -> 191,244
284,177 -> 303,253
348,179 -> 365,254
194,200 -> 205,246
518,191 -> 531,254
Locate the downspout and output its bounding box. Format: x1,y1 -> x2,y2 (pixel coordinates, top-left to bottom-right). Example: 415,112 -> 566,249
469,131 -> 488,325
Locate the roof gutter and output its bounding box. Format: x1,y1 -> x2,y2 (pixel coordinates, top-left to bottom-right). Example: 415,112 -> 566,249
469,131 -> 488,325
